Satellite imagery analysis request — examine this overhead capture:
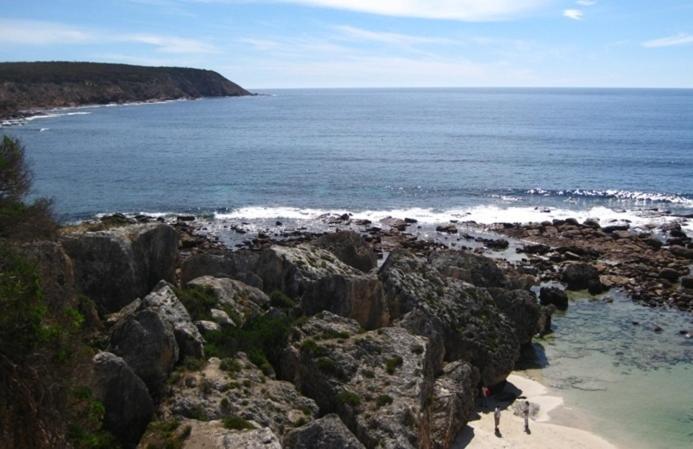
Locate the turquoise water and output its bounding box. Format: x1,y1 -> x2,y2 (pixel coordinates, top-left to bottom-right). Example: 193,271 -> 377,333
523,293 -> 692,449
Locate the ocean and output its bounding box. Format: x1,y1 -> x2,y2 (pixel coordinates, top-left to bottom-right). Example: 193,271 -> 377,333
3,88 -> 692,224
3,88 -> 693,448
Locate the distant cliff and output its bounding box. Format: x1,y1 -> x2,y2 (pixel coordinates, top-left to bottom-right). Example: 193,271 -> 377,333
0,61 -> 251,118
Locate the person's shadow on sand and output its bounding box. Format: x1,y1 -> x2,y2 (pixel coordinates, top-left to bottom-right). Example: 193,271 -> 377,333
495,429 -> 502,438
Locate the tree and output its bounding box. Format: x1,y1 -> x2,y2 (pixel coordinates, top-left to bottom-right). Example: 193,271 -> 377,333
0,136 -> 56,240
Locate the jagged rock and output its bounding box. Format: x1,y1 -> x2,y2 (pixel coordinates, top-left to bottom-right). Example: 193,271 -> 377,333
91,352 -> 154,449
139,420 -> 282,449
187,276 -> 270,326
487,288 -> 540,345
379,217 -> 408,231
61,223 -> 178,313
561,263 -> 603,291
284,414 -> 365,449
315,231 -> 377,272
281,312 -> 434,449
539,286 -> 569,311
519,243 -> 550,255
109,309 -> 179,397
428,250 -> 507,288
210,308 -> 234,327
430,361 -> 479,449
537,304 -> 555,335
253,245 -> 389,329
659,268 -> 680,281
380,250 -> 519,386
671,246 -> 693,260
161,356 -> 318,436
142,281 -> 205,359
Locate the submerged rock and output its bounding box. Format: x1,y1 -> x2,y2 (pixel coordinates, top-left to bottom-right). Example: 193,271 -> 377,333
62,223 -> 178,313
539,286 -> 569,311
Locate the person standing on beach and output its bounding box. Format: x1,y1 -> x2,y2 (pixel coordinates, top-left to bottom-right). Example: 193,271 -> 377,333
494,406 -> 501,434
523,401 -> 530,433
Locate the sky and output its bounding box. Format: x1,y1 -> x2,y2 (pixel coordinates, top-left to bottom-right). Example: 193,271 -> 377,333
0,0 -> 692,88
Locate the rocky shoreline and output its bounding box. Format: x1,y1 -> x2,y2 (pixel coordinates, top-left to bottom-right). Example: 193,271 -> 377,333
26,210 -> 690,449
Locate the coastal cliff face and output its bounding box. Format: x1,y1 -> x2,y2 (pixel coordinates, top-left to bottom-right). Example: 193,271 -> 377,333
0,62 -> 251,118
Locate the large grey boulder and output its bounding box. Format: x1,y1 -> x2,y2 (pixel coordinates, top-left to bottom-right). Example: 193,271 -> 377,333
109,309 -> 179,397
62,223 -> 178,313
379,250 -> 519,386
254,245 -> 389,329
314,231 -> 377,273
141,281 -> 205,359
281,312 -> 436,449
180,251 -> 263,287
487,288 -> 541,345
187,276 -> 270,326
91,352 -> 154,449
428,250 -> 507,288
20,241 -> 77,312
284,414 -> 365,449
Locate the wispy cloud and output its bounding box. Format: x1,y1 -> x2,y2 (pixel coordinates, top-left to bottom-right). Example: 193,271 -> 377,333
186,0 -> 549,21
642,33 -> 693,48
0,19 -> 91,45
334,25 -> 455,46
0,19 -> 217,54
563,9 -> 583,20
576,0 -> 596,6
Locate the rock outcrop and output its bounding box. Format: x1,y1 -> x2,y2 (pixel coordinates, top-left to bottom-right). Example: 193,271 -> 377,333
539,286 -> 569,311
284,414 -> 365,449
62,223 -> 178,313
486,288 -> 540,345
561,263 -> 604,293
139,419 -> 282,449
380,250 -> 519,386
109,309 -> 179,397
141,281 -> 205,359
429,361 -> 479,449
187,276 -> 270,326
91,352 -> 154,449
315,231 -> 377,273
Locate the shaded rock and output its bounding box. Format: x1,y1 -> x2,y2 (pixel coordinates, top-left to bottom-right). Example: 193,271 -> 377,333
379,217 -> 408,231
109,309 -> 179,397
430,361 -> 479,449
681,276 -> 693,289
284,414 -> 365,449
537,305 -> 555,336
539,286 -> 569,311
436,224 -> 458,234
670,245 -> 693,260
91,352 -> 154,449
315,231 -> 377,272
487,288 -> 540,345
518,244 -> 550,255
485,238 -> 509,250
210,308 -> 234,327
142,281 -> 205,359
181,252 -> 264,289
161,356 -> 318,436
380,250 -> 519,386
195,320 -> 220,334
659,268 -> 680,282
187,276 -> 270,326
62,223 -> 178,313
281,312 -> 434,449
561,263 -> 602,291
20,241 -> 77,312
428,250 -> 507,288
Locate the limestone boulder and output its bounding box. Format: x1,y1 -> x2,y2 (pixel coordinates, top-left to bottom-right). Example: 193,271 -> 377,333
315,231 -> 377,273
284,414 -> 365,449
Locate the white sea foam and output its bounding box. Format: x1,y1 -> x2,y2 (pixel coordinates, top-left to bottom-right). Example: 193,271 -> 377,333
24,111 -> 92,121
215,205 -> 692,232
527,188 -> 693,206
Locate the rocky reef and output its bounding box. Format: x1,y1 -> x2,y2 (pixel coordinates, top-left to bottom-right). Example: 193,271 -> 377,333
11,217 -> 558,449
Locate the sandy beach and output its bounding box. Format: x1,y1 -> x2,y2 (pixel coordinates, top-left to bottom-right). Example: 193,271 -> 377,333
454,374 -> 618,449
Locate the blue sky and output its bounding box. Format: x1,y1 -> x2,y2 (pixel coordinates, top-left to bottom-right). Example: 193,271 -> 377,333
1,0 -> 692,88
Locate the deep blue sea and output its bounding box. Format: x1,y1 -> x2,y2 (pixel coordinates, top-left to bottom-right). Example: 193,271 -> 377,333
3,88 -> 693,224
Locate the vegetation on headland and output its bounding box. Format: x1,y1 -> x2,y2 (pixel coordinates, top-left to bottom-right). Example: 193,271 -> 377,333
0,135 -> 115,449
0,61 -> 251,119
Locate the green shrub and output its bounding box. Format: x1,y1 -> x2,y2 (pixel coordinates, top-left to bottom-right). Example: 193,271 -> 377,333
269,290 -> 296,308
376,394 -> 393,408
385,355 -> 403,374
222,415 -> 254,431
336,390 -> 361,407
174,285 -> 218,321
